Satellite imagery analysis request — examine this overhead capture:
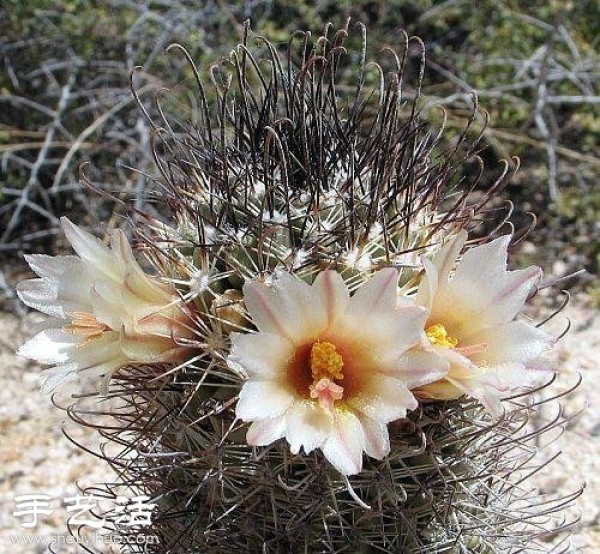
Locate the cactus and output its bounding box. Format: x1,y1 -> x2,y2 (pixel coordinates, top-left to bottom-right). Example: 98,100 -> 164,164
20,23 -> 578,554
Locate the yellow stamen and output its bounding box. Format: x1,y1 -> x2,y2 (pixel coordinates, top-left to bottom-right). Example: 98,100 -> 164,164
426,324 -> 458,349
310,341 -> 344,381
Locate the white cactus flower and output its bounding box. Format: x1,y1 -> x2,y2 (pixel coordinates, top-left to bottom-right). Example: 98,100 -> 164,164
228,268 -> 447,475
17,218 -> 192,394
412,230 -> 555,415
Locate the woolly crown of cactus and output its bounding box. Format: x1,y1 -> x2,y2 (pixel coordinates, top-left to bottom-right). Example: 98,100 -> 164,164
17,23 -> 578,554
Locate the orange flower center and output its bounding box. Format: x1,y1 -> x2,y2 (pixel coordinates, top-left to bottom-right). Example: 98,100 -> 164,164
287,340 -> 355,410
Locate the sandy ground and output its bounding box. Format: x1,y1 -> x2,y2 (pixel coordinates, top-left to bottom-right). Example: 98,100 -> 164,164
0,313 -> 118,554
0,304 -> 599,553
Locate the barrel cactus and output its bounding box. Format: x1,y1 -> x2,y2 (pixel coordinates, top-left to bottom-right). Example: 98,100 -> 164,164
17,23 -> 577,553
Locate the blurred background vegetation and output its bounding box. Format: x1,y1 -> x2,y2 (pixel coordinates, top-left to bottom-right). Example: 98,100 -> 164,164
1,0 -> 598,307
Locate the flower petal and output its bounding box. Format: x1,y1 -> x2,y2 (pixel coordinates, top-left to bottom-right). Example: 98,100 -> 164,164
321,410 -> 365,475
414,257 -> 439,312
466,321 -> 554,365
415,231 -> 467,311
236,379 -> 295,421
61,217 -> 124,282
355,414 -> 390,460
119,331 -> 177,363
362,306 -> 428,362
228,332 -> 293,379
470,385 -> 504,417
349,373 -> 417,422
65,332 -> 124,370
113,228 -> 173,305
89,285 -> 123,330
286,400 -> 332,454
411,346 -> 475,400
246,416 -> 287,446
18,329 -> 81,364
431,230 -> 468,282
38,355 -> 129,394
432,236 -> 542,335
394,348 -> 450,389
312,270 -> 349,326
412,378 -> 463,400
347,267 -> 398,320
243,272 -> 325,340
17,255 -> 94,317
39,363 -> 79,393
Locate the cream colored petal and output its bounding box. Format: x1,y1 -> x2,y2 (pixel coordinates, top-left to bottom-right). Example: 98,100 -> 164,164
22,254 -> 94,308
466,321 -> 555,365
413,378 -> 464,400
23,252 -> 82,281
18,328 -> 81,364
526,356 -> 557,372
394,348 -> 450,389
396,292 -> 415,309
414,230 -> 467,311
243,273 -> 323,340
463,265 -> 540,334
89,285 -> 122,330
276,271 -> 328,336
160,345 -> 194,364
285,400 -> 332,455
361,306 -> 428,361
412,346 -> 474,400
38,353 -> 129,394
21,332 -> 123,396
347,267 -> 398,320
246,416 -> 287,446
119,331 -> 175,363
321,410 -> 365,475
420,353 -> 543,417
65,331 -> 123,369
457,377 -> 505,418
228,332 -> 293,379
18,254 -> 94,317
432,230 -> 468,281
355,414 -> 390,460
236,379 -> 295,421
432,235 -> 542,335
135,308 -> 183,338
39,363 -> 79,393
312,270 -> 349,325
124,266 -> 174,305
61,217 -> 124,282
96,359 -> 133,395
17,278 -> 64,318
93,276 -> 164,328
349,373 -> 417,423
475,361 -> 549,392
113,229 -> 173,304
437,346 -> 478,381
414,257 -> 438,311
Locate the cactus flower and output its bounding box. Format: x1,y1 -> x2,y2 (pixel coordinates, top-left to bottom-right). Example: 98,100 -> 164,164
228,268 -> 447,475
412,231 -> 555,415
17,218 -> 192,394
